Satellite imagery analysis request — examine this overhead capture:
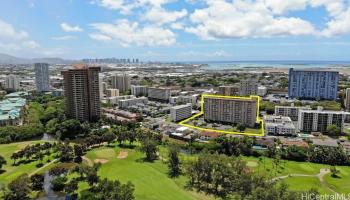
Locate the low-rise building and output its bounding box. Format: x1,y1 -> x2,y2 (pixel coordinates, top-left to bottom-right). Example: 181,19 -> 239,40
0,93 -> 27,126
258,86 -> 267,96
119,97 -> 148,109
170,95 -> 197,106
264,115 -> 296,135
170,103 -> 192,122
106,95 -> 135,106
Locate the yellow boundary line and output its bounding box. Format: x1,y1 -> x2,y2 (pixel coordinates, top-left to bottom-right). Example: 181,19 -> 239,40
178,94 -> 264,136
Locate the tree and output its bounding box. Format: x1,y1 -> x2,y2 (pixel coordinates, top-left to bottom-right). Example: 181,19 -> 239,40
80,179 -> 135,200
326,124 -> 341,136
102,132 -> 116,146
65,179 -> 78,195
0,155 -> 6,171
168,145 -> 181,178
330,166 -> 339,178
30,173 -> 44,191
51,176 -> 67,191
59,142 -> 74,162
73,144 -> 84,163
4,174 -> 31,200
237,123 -> 246,132
140,138 -> 158,161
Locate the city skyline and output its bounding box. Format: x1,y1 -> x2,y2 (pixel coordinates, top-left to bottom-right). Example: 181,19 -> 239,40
0,0 -> 350,61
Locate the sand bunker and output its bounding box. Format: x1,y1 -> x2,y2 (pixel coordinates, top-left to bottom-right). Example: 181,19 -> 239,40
117,151 -> 128,159
94,159 -> 109,164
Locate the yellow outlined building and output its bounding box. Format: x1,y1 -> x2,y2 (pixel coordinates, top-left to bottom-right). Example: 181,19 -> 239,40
178,94 -> 264,136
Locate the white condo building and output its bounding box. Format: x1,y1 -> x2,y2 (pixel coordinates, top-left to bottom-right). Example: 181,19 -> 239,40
298,107 -> 349,133
34,63 -> 50,92
148,87 -> 171,102
5,74 -> 20,91
131,85 -> 148,97
239,79 -> 258,96
111,74 -> 131,93
170,104 -> 192,122
275,104 -> 311,121
264,115 -> 296,135
119,97 -> 148,109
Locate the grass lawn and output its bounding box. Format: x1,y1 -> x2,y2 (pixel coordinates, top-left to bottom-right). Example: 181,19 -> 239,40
82,145 -> 215,200
242,156 -> 328,176
0,140 -> 53,186
280,177 -> 334,194
323,166 -> 350,194
242,156 -> 350,194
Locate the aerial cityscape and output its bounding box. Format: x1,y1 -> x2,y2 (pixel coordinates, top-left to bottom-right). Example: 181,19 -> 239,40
1,0 -> 350,200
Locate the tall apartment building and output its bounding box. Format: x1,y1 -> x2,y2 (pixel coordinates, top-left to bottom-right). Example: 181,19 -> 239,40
62,66 -> 101,122
111,74 -> 131,93
203,96 -> 258,127
218,86 -> 239,96
275,104 -> 311,121
34,63 -> 50,92
288,68 -> 339,100
5,75 -> 20,91
170,104 -> 192,122
148,87 -> 171,102
264,115 -> 295,135
131,85 -> 148,97
345,88 -> 350,111
239,79 -> 258,96
298,107 -> 348,133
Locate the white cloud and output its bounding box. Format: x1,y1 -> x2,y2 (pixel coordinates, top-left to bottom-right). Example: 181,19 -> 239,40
322,6 -> 350,37
144,7 -> 187,25
60,22 -> 83,32
186,0 -> 317,39
0,19 -> 28,40
52,35 -> 75,40
90,19 -> 176,46
170,22 -> 185,30
89,33 -> 112,41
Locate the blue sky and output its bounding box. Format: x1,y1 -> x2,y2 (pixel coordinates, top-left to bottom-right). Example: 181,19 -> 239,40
0,0 -> 350,61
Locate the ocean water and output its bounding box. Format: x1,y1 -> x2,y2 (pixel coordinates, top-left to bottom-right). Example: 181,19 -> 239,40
192,61 -> 350,70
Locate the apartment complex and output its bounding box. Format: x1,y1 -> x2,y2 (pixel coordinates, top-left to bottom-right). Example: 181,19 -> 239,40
275,104 -> 311,121
203,96 -> 258,127
34,63 -> 50,92
131,85 -> 148,97
170,104 -> 192,122
257,86 -> 267,96
298,107 -> 348,133
264,115 -> 296,135
345,88 -> 350,111
106,89 -> 119,97
218,86 -> 238,96
288,68 -> 339,100
239,79 -> 258,96
148,87 -> 171,102
0,92 -> 27,126
62,66 -> 101,122
111,74 -> 131,93
5,74 -> 20,91
170,95 -> 198,106
119,97 -> 148,109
